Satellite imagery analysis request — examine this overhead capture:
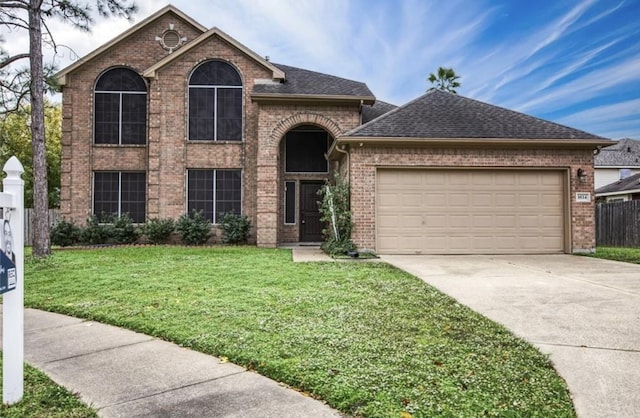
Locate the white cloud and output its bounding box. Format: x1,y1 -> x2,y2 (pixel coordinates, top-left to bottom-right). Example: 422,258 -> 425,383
0,0 -> 637,139
558,98 -> 640,138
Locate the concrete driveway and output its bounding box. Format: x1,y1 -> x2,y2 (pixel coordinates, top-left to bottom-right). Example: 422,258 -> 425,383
380,254 -> 640,418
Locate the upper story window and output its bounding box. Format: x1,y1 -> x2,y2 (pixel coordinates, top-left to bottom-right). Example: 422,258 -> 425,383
188,61 -> 243,141
94,68 -> 147,145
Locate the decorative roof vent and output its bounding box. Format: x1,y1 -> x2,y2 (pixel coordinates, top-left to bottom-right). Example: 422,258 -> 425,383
155,23 -> 187,53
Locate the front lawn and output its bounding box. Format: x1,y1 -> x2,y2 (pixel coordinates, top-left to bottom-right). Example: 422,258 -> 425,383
589,246 -> 640,264
25,247 -> 575,417
0,355 -> 98,417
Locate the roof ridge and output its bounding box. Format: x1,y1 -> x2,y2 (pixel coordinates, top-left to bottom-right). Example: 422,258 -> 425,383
444,91 -> 608,140
343,89 -> 608,140
55,4 -> 207,85
344,90 -> 437,136
272,63 -> 369,87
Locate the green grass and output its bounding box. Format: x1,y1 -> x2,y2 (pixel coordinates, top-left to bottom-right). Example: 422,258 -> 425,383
0,355 -> 97,417
25,247 -> 575,417
588,246 -> 640,264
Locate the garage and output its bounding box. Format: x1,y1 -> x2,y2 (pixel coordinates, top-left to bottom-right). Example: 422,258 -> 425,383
376,169 -> 567,254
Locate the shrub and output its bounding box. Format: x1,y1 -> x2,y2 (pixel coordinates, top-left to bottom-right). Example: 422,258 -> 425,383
318,172 -> 356,256
50,218 -> 81,247
111,213 -> 139,244
141,218 -> 175,244
176,210 -> 212,245
80,215 -> 112,245
78,214 -> 138,245
218,213 -> 251,244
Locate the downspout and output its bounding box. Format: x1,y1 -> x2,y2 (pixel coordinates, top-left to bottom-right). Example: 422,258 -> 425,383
334,143 -> 350,186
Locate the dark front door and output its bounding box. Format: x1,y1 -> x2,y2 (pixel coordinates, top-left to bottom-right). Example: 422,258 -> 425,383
300,181 -> 324,242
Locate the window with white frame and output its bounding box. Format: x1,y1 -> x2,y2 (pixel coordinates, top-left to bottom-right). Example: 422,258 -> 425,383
187,169 -> 242,223
94,68 -> 147,145
93,171 -> 146,222
188,61 -> 243,141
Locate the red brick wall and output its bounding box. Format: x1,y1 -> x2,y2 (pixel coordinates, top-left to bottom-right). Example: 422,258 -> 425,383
60,11 -> 205,224
146,34 -> 274,240
60,10 -> 365,246
346,145 -> 596,253
255,105 -> 361,246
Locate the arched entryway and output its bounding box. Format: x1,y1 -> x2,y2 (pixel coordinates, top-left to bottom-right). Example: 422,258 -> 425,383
255,112 -> 343,247
279,124 -> 333,243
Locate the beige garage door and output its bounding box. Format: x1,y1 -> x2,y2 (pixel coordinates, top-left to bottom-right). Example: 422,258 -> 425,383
377,169 -> 566,254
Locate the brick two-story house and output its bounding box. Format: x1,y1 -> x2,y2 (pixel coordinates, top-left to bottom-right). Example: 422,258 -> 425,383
56,5 -> 610,254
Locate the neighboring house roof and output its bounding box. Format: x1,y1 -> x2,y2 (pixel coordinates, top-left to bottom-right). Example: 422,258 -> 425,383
344,89 -> 607,140
595,172 -> 640,197
56,5 -> 207,86
362,100 -> 397,124
251,63 -> 375,104
594,138 -> 640,167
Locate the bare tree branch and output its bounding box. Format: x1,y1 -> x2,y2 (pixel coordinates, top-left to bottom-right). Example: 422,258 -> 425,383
1,0 -> 138,257
0,52 -> 29,68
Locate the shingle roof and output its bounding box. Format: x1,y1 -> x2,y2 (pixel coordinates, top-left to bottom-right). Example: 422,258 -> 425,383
595,172 -> 640,195
362,100 -> 397,124
594,138 -> 640,167
252,63 -> 374,98
344,89 -> 606,140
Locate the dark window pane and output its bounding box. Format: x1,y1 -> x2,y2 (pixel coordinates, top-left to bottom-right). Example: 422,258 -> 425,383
95,93 -> 120,144
285,181 -> 296,224
215,170 -> 242,222
188,170 -> 214,222
285,131 -> 329,172
121,172 -> 146,223
189,62 -> 242,142
94,172 -> 145,223
189,88 -> 215,140
96,68 -> 146,91
95,69 -> 147,145
94,172 -> 119,221
121,94 -> 147,144
190,61 -> 241,86
216,88 -> 242,141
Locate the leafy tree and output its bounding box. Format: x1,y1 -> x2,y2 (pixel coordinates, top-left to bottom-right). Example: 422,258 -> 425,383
0,0 -> 137,257
0,102 -> 61,208
427,67 -> 461,94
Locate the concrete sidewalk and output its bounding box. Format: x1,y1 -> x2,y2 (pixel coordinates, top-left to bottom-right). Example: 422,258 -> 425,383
285,245 -> 333,262
381,254 -> 640,418
1,308 -> 341,418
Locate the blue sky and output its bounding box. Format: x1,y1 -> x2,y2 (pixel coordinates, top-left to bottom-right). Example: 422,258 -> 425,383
9,0 -> 640,139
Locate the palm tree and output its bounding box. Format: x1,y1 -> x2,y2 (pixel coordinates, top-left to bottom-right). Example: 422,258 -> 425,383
427,67 -> 461,93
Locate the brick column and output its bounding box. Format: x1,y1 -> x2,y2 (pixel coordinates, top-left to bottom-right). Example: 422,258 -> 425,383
256,153 -> 278,247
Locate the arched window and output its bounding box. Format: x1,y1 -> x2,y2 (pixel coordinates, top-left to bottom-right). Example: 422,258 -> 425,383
188,61 -> 242,141
94,68 -> 147,145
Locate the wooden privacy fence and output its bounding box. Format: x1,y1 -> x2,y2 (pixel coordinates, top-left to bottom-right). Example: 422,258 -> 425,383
596,200 -> 640,247
24,209 -> 61,246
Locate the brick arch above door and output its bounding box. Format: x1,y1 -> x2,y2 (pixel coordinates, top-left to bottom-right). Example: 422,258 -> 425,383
268,113 -> 343,149
255,112 -> 344,247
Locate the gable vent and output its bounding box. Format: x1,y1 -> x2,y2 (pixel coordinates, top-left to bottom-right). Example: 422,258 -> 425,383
155,25 -> 187,53
162,31 -> 180,49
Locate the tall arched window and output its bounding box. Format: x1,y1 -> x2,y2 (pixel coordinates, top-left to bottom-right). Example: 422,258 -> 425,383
94,68 -> 147,145
189,61 -> 242,141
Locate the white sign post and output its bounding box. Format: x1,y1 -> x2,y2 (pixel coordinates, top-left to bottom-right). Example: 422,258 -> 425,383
1,156 -> 25,405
